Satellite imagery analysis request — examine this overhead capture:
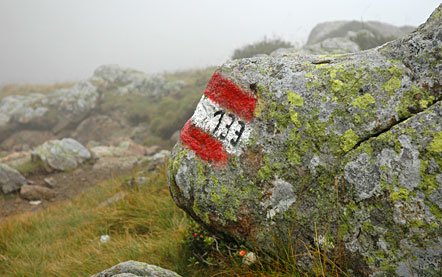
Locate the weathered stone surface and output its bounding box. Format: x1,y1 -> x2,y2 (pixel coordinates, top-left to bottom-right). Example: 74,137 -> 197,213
31,138 -> 92,171
306,20 -> 415,49
168,5 -> 442,276
0,82 -> 99,143
270,20 -> 416,57
302,37 -> 360,55
93,260 -> 181,277
90,64 -> 185,97
20,184 -> 55,200
0,163 -> 27,193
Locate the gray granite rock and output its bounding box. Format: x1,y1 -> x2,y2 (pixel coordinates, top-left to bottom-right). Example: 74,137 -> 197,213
92,261 -> 181,277
20,184 -> 55,200
31,138 -> 91,171
90,64 -> 184,97
0,162 -> 27,193
168,4 -> 442,276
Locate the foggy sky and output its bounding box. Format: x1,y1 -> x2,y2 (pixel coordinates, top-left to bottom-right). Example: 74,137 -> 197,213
0,0 -> 440,85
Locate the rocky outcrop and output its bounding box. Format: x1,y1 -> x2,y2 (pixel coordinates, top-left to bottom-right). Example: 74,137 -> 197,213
0,65 -> 185,151
306,20 -> 415,50
0,82 -> 99,143
90,65 -> 185,98
93,261 -> 181,277
168,4 -> 441,276
270,20 -> 415,56
31,138 -> 92,171
0,163 -> 27,193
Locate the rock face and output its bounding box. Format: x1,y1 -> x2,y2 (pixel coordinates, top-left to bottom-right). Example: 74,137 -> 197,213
0,163 -> 27,193
0,64 -> 186,151
93,261 -> 181,277
168,5 -> 442,276
306,20 -> 415,50
270,20 -> 415,56
31,138 -> 92,171
0,82 -> 99,143
90,64 -> 185,98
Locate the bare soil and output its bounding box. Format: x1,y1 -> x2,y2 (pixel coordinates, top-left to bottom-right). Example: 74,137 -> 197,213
0,163 -> 133,220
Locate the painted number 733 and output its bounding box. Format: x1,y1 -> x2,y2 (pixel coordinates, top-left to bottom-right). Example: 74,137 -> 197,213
212,110 -> 245,146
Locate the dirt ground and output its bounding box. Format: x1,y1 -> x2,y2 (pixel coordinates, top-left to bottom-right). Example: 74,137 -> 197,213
0,163 -> 133,220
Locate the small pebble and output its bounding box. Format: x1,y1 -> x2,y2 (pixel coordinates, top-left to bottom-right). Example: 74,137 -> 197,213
100,235 -> 111,243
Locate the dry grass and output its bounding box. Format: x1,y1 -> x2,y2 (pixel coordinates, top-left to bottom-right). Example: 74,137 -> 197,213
0,83 -> 75,99
0,166 -> 192,276
0,163 -> 348,277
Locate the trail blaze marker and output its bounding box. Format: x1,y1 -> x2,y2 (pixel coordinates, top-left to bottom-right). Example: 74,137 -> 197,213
180,72 -> 257,165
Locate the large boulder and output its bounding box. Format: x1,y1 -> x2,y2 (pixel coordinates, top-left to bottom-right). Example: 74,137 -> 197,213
0,163 -> 27,194
168,4 -> 442,276
92,261 -> 181,277
31,138 -> 92,171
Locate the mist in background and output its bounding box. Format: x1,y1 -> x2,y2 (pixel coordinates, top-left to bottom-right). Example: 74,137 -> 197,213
0,0 -> 440,85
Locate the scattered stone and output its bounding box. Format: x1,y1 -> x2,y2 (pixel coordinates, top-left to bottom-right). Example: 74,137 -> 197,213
43,177 -> 56,188
139,150 -> 170,172
122,177 -> 150,190
0,162 -> 27,194
92,260 -> 181,277
92,156 -> 139,171
20,185 -> 55,200
145,145 -> 161,156
31,138 -> 92,171
97,191 -> 127,208
168,5 -> 442,276
242,252 -> 256,266
100,235 -> 110,243
29,200 -> 42,206
0,151 -> 32,169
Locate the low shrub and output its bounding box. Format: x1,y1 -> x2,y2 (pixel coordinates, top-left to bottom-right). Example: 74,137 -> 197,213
232,37 -> 293,59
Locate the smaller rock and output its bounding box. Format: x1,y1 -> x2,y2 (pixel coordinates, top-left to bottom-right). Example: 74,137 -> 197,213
29,200 -> 42,206
122,177 -> 150,189
31,138 -> 92,171
138,150 -> 170,172
97,191 -> 127,208
43,177 -> 56,188
0,150 -> 32,168
242,252 -> 257,265
0,162 -> 27,194
100,235 -> 111,243
93,260 -> 181,277
20,185 -> 55,200
145,145 -> 161,156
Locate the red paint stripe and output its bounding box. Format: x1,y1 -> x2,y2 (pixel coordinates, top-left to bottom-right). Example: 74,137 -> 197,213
180,120 -> 229,165
204,72 -> 257,121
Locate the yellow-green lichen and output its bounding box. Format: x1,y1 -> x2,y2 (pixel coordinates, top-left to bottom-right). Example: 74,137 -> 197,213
428,131 -> 442,152
390,188 -> 410,202
331,79 -> 344,92
381,66 -> 402,96
340,129 -> 359,152
289,110 -> 302,128
352,93 -> 375,109
253,97 -> 266,117
287,91 -> 304,106
197,161 -> 206,187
